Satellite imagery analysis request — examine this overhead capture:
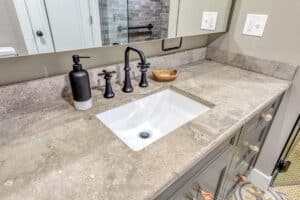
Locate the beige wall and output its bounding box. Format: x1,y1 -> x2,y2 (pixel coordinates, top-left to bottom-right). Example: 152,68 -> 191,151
209,0 -> 300,65
209,0 -> 300,177
0,0 -> 27,56
0,35 -> 208,85
177,0 -> 232,37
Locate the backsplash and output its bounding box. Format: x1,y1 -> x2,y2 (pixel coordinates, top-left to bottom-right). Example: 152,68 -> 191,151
206,47 -> 299,81
1,45 -> 298,117
0,48 -> 206,116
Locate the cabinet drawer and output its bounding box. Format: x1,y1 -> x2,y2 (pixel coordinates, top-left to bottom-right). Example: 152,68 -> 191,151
155,135 -> 238,200
236,101 -> 277,161
223,99 -> 280,199
169,147 -> 233,200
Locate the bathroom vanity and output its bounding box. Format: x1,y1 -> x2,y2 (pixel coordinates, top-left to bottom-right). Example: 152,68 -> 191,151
0,59 -> 290,200
156,95 -> 281,200
1,0 -> 299,199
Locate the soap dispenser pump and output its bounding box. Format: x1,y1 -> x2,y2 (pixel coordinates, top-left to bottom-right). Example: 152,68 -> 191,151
69,55 -> 92,111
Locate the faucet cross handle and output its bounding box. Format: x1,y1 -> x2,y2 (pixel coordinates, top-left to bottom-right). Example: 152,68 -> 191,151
137,62 -> 150,88
137,62 -> 151,71
99,70 -> 116,79
98,70 -> 116,98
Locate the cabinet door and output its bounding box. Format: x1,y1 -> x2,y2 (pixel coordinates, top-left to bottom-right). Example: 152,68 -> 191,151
235,101 -> 278,168
170,147 -> 233,200
223,154 -> 257,199
223,99 -> 280,199
44,0 -> 101,52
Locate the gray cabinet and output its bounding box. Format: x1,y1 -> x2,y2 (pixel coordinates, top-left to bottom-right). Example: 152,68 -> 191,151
155,137 -> 236,200
156,96 -> 282,200
170,146 -> 233,200
235,100 -> 278,164
223,98 -> 281,199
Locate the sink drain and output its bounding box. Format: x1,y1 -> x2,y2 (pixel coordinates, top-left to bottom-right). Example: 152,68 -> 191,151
139,131 -> 151,139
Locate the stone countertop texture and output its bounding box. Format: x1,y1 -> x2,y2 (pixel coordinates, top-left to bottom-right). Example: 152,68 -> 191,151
0,60 -> 291,200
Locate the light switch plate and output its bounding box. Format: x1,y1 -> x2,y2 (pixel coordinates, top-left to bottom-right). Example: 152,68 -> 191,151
201,11 -> 218,31
243,14 -> 268,37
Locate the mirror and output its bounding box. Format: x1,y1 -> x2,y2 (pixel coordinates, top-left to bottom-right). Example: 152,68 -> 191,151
0,0 -> 233,57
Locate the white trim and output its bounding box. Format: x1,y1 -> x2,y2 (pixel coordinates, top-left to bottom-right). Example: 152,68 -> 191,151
89,0 -> 102,46
25,0 -> 54,53
78,0 -> 93,48
13,0 -> 101,54
168,0 -> 180,38
13,0 -> 54,54
248,168 -> 272,191
13,0 -> 38,55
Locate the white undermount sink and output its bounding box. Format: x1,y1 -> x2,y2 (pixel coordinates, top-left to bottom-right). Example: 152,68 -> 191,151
96,89 -> 210,151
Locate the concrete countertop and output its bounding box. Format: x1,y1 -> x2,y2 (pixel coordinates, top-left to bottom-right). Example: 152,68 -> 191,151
0,60 -> 290,200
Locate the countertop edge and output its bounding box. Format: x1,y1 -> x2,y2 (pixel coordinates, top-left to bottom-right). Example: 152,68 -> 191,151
150,88 -> 287,199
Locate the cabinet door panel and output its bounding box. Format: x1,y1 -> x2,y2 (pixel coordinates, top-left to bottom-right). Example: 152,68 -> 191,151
224,154 -> 257,199
236,101 -> 278,164
223,98 -> 281,199
155,137 -> 236,200
170,147 -> 233,200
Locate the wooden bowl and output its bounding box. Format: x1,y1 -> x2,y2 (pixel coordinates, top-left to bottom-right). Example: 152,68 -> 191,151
152,69 -> 178,82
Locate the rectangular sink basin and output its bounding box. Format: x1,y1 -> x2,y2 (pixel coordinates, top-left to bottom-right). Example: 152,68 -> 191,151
96,89 -> 210,151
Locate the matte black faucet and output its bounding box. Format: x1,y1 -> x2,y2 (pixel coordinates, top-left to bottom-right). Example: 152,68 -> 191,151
122,46 -> 150,93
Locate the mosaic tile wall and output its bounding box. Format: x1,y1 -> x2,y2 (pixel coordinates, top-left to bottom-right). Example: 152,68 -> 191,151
99,0 -> 128,46
99,0 -> 170,45
128,0 -> 170,42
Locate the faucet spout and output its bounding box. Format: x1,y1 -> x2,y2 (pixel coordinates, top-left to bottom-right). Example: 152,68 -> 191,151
122,46 -> 149,92
125,47 -> 146,68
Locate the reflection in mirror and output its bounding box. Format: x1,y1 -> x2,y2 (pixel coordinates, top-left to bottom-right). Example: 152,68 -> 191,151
0,0 -> 233,57
176,0 -> 233,37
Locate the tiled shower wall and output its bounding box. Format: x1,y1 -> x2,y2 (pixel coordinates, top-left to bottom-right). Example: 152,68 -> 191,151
128,0 -> 170,42
99,0 -> 128,46
99,0 -> 170,45
160,0 -> 170,39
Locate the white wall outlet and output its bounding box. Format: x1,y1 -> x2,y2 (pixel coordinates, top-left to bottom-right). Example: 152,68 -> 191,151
201,11 -> 218,31
243,14 -> 268,37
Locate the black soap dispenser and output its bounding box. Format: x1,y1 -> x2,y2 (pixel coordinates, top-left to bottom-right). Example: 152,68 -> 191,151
69,55 -> 92,110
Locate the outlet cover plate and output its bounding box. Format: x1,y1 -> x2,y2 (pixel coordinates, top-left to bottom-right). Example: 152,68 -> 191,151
243,14 -> 268,37
201,11 -> 218,31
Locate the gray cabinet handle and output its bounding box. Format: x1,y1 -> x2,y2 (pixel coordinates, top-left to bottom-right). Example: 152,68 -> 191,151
241,142 -> 260,154
261,112 -> 273,122
248,144 -> 260,153
236,174 -> 247,182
